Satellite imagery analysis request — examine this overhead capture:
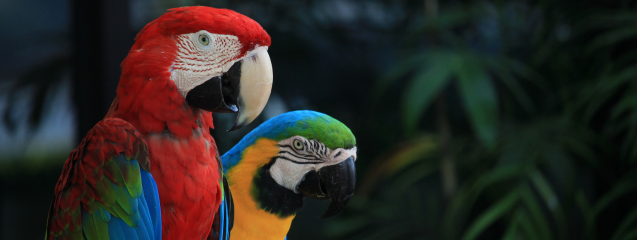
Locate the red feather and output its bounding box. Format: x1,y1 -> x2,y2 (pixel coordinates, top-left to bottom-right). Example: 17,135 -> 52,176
102,6 -> 269,239
46,118 -> 150,239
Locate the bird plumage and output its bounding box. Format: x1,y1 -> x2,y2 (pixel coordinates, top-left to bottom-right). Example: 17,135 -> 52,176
47,6 -> 272,240
221,111 -> 357,240
45,118 -> 162,240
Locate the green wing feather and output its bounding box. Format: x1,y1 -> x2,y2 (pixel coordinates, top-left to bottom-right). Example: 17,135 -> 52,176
45,118 -> 160,240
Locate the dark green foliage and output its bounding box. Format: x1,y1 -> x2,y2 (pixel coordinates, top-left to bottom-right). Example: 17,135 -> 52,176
325,1 -> 637,240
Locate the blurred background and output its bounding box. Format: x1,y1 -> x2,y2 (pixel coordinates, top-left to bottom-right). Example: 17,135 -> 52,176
2,0 -> 637,239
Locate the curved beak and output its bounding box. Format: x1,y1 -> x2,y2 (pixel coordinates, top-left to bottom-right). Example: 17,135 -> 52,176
185,47 -> 273,131
296,157 -> 356,218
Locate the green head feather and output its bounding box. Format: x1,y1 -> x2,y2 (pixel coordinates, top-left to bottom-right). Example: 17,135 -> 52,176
222,110 -> 355,172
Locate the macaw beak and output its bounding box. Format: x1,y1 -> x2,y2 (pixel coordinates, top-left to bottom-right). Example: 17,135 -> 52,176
296,157 -> 356,218
185,47 -> 273,131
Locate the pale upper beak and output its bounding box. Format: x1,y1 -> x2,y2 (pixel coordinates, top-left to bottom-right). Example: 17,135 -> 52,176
185,47 -> 273,131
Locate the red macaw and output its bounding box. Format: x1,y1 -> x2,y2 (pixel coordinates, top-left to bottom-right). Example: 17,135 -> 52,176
45,6 -> 273,240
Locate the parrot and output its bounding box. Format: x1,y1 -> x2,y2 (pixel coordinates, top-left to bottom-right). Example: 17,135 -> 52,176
45,6 -> 273,240
220,110 -> 357,240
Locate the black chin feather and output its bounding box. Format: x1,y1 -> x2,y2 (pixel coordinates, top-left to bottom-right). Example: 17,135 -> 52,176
252,158 -> 305,218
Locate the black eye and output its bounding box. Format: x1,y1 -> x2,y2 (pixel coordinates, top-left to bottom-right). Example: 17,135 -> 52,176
293,139 -> 303,150
198,34 -> 210,46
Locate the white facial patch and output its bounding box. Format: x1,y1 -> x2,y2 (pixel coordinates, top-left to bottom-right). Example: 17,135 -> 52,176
269,136 -> 358,192
170,30 -> 242,96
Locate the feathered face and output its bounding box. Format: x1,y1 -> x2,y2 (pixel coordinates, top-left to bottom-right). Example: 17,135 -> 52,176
270,135 -> 357,218
271,136 -> 357,191
128,6 -> 272,129
222,111 -> 358,218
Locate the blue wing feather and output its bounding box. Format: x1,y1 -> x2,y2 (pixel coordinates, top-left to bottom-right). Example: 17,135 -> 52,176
79,160 -> 162,240
141,170 -> 162,240
46,118 -> 161,240
209,176 -> 233,240
218,196 -> 225,240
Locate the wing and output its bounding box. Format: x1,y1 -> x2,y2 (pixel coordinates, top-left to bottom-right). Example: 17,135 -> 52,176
45,118 -> 162,240
208,175 -> 234,240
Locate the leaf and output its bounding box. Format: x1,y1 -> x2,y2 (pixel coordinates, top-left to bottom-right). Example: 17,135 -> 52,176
588,26 -> 637,54
611,86 -> 637,120
461,190 -> 519,240
358,135 -> 439,195
575,190 -> 595,231
528,170 -> 559,211
374,53 -> 429,97
621,229 -> 637,240
444,165 -> 527,239
520,185 -> 553,240
502,56 -> 551,93
591,179 -> 637,219
486,57 -> 535,114
456,56 -> 498,149
402,51 -> 457,132
409,5 -> 481,34
471,165 -> 527,194
500,217 -> 519,240
611,205 -> 637,240
559,133 -> 599,166
529,170 -> 568,238
384,135 -> 439,176
394,160 -> 439,193
516,209 -> 543,240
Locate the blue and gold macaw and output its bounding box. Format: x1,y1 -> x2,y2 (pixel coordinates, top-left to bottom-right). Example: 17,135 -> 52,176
221,110 -> 357,240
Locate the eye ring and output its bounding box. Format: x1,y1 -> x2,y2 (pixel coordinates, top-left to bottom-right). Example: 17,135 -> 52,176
293,139 -> 304,150
198,34 -> 210,46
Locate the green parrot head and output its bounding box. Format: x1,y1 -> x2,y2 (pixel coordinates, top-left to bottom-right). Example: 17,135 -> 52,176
222,110 -> 357,218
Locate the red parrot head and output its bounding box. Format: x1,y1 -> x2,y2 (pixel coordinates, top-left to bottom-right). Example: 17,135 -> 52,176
121,6 -> 272,130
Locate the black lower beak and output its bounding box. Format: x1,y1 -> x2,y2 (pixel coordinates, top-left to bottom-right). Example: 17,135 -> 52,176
185,60 -> 242,113
296,157 -> 356,218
